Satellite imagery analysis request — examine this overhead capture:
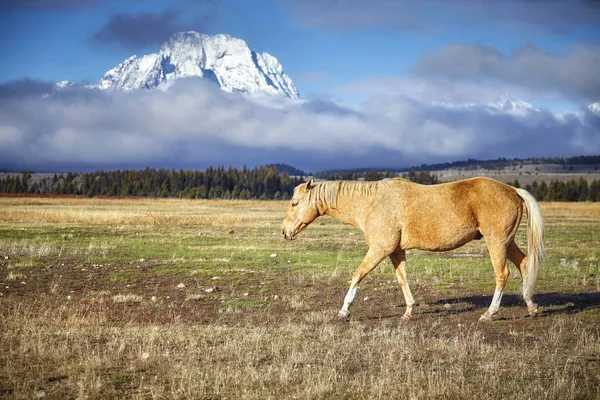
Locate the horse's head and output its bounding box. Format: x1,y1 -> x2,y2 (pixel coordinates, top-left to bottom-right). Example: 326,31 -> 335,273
282,179 -> 319,241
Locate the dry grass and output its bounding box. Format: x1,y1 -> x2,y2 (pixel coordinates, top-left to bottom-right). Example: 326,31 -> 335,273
5,271 -> 25,281
1,300 -> 598,399
112,294 -> 144,303
0,200 -> 249,226
541,202 -> 600,218
0,240 -> 115,265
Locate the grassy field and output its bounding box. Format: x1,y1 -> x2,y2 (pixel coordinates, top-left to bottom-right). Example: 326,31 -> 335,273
1,197 -> 599,399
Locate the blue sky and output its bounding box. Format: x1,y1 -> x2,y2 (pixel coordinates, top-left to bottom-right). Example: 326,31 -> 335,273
2,0 -> 598,107
0,0 -> 599,171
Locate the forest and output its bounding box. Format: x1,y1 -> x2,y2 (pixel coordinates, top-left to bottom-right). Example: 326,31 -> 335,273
0,166 -> 303,200
1,166 -> 599,202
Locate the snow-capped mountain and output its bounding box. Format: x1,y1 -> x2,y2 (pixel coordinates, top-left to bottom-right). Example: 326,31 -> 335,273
432,97 -> 537,116
96,32 -> 299,98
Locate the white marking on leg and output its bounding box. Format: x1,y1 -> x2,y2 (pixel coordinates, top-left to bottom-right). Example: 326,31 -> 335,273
524,297 -> 538,316
487,289 -> 503,315
339,286 -> 357,317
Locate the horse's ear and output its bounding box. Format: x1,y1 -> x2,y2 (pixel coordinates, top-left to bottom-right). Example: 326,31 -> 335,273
306,179 -> 314,190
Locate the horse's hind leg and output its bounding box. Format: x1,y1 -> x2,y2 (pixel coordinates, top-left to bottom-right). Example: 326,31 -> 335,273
480,239 -> 510,322
338,246 -> 388,319
389,249 -> 415,320
507,240 -> 538,316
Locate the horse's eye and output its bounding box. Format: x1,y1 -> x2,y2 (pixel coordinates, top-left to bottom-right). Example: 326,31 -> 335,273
291,201 -> 299,207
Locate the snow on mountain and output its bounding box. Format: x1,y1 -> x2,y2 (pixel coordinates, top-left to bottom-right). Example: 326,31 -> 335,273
96,32 -> 299,98
432,97 -> 537,116
485,98 -> 536,114
55,80 -> 76,90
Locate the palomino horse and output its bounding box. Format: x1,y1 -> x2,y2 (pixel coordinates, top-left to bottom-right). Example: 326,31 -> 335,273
281,177 -> 545,322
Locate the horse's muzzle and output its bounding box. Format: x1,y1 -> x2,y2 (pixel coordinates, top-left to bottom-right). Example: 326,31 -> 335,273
282,229 -> 296,241
282,221 -> 306,241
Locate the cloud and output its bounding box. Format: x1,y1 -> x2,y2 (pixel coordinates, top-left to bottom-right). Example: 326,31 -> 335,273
0,0 -> 96,13
414,44 -> 600,103
91,1 -> 220,50
0,78 -> 598,172
343,43 -> 600,107
92,11 -> 192,49
342,76 -> 532,104
0,78 -> 55,97
286,0 -> 600,33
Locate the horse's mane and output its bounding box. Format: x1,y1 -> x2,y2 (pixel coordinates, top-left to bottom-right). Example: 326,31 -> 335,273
308,180 -> 380,210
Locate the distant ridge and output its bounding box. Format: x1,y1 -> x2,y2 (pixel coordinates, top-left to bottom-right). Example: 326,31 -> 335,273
313,155 -> 600,175
267,164 -> 306,176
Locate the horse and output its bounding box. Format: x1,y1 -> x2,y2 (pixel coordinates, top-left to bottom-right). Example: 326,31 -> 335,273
281,177 -> 545,322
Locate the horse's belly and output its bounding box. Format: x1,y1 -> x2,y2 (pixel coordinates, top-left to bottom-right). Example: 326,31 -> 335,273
400,225 -> 480,252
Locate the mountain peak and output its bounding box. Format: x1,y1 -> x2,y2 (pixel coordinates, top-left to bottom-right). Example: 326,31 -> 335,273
97,31 -> 299,98
168,31 -> 232,42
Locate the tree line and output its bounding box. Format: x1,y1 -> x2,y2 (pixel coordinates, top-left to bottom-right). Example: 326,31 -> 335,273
1,168 -> 599,202
315,155 -> 600,174
0,166 -> 304,200
316,169 -> 439,185
510,178 -> 600,202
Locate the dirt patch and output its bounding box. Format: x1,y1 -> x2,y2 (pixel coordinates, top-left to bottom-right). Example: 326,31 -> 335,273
2,261 -> 599,330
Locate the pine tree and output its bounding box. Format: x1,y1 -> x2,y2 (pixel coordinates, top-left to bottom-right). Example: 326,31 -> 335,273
577,178 -> 589,202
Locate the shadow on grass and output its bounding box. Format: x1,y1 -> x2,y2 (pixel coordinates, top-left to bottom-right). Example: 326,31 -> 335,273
356,292 -> 600,322
431,292 -> 600,317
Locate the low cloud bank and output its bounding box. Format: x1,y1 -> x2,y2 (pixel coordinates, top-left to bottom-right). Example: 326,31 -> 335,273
1,78 -> 598,172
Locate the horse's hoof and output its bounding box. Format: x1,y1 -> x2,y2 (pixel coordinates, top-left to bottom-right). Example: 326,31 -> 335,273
528,304 -> 539,317
479,312 -> 492,322
401,314 -> 413,321
337,311 -> 350,321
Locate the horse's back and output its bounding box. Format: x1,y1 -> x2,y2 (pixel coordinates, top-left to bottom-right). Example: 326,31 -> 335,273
385,177 -> 519,206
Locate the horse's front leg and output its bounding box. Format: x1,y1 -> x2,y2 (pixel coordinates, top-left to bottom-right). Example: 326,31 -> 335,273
338,246 -> 388,319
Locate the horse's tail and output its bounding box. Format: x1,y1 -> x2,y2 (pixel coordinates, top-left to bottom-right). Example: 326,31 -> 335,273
515,188 -> 545,299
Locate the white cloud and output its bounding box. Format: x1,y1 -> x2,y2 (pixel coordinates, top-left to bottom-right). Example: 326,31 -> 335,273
0,77 -> 598,172
415,44 -> 600,103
